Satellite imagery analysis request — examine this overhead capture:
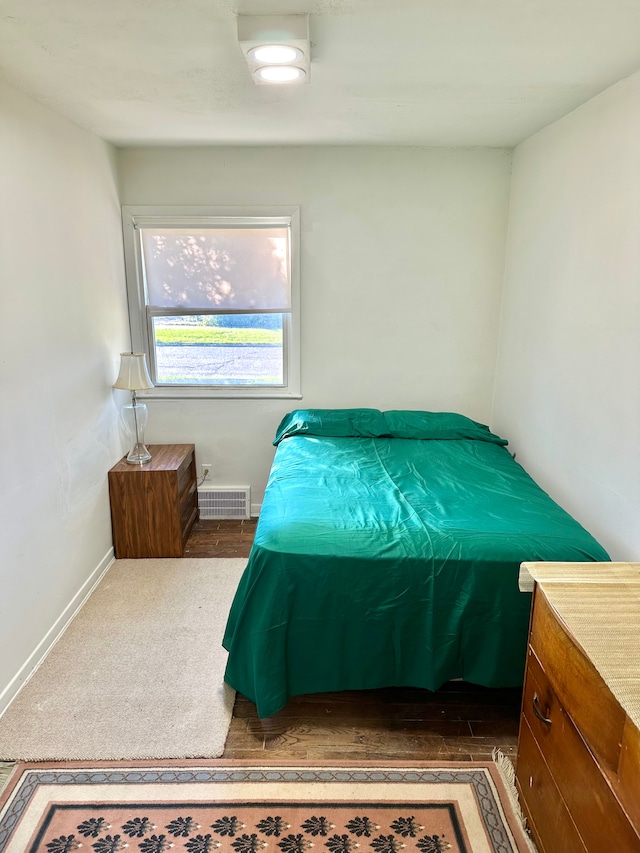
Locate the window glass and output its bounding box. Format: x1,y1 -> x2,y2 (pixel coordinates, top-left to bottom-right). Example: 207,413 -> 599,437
152,314 -> 284,386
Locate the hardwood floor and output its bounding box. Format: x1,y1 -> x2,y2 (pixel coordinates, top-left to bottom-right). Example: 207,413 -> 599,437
184,518 -> 257,558
184,519 -> 523,762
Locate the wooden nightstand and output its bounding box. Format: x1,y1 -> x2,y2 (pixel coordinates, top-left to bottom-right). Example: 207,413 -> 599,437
108,444 -> 198,558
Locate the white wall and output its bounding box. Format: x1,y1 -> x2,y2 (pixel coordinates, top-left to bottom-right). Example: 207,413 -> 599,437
0,82 -> 130,706
492,71 -> 640,560
117,146 -> 512,506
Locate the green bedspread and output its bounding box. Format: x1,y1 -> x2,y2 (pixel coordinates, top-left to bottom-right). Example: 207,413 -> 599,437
223,413 -> 609,718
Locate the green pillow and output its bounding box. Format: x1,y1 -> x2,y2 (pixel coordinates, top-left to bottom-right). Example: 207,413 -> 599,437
274,408 -> 390,445
383,410 -> 508,445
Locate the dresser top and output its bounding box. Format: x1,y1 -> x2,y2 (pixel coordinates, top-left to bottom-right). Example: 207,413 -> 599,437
520,562 -> 640,732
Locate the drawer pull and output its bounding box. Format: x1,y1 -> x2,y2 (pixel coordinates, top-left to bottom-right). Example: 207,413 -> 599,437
532,692 -> 552,725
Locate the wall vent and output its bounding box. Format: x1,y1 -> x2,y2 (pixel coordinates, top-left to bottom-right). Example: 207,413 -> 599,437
197,486 -> 251,520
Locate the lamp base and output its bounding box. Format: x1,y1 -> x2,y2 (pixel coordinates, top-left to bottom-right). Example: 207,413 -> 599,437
121,399 -> 152,464
126,442 -> 152,464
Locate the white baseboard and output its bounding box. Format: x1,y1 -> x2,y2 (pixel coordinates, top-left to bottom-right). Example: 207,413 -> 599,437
250,503 -> 262,517
0,548 -> 115,718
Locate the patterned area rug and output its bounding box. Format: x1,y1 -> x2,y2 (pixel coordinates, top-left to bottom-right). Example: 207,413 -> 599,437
0,763 -> 534,853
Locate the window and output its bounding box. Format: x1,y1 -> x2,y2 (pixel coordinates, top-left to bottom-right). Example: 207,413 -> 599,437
121,206 -> 300,398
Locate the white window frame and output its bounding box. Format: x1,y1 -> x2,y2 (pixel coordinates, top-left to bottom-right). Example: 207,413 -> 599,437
121,205 -> 301,400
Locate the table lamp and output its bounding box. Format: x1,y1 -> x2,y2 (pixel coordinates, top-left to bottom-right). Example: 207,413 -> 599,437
113,352 -> 154,464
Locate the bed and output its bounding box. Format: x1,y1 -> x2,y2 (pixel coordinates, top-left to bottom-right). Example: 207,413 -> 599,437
222,408 -> 609,718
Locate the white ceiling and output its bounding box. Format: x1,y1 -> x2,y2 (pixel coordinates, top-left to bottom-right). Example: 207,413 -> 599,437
2,0 -> 640,148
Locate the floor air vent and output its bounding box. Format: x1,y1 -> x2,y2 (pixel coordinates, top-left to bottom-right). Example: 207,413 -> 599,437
198,486 -> 251,520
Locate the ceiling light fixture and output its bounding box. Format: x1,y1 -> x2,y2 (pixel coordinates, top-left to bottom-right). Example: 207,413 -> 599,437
250,45 -> 302,65
237,14 -> 310,85
256,65 -> 306,83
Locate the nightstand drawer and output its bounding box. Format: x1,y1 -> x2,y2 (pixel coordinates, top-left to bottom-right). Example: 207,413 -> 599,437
177,449 -> 195,499
180,482 -> 198,531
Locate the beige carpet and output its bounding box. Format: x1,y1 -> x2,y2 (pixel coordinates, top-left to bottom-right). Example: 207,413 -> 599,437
0,558 -> 246,761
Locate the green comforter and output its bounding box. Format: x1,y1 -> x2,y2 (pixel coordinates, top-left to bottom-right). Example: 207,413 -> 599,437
223,426 -> 609,718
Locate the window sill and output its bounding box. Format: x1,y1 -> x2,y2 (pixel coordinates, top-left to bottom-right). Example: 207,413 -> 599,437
138,389 -> 303,401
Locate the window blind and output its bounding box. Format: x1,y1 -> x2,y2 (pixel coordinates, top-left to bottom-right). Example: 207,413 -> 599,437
140,226 -> 290,312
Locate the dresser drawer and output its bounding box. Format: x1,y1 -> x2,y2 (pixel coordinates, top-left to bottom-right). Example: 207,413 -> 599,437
529,588 -> 626,772
521,649 -> 640,851
619,717 -> 640,828
516,715 -> 586,853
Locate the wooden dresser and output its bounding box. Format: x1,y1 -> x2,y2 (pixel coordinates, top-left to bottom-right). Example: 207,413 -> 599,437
516,562 -> 640,853
108,443 -> 198,558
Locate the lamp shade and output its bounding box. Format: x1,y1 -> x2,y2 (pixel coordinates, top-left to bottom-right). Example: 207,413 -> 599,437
113,353 -> 153,391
